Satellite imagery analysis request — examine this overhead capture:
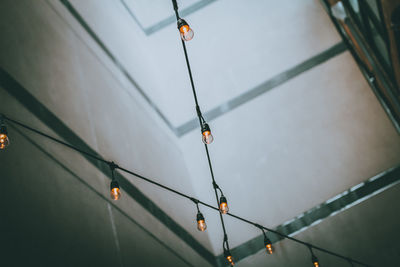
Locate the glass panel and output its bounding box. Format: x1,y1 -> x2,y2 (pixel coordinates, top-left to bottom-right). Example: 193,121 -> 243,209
349,0 -> 360,13
368,19 -> 391,70
348,0 -> 363,27
365,0 -> 381,21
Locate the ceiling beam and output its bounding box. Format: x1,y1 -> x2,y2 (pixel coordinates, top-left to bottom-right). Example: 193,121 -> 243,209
175,42 -> 347,136
121,0 -> 217,35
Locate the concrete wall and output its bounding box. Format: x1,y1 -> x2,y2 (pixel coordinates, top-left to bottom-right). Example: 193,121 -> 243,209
236,182 -> 400,266
0,0 -> 212,266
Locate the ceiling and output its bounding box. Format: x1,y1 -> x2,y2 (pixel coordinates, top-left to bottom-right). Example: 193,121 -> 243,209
66,0 -> 344,129
0,0 -> 400,266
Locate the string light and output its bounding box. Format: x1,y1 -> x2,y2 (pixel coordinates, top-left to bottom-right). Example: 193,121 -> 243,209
0,117 -> 10,150
201,122 -> 214,144
196,211 -> 207,232
219,195 -> 229,214
0,114 -> 371,267
172,1 -> 234,264
193,200 -> 207,231
223,235 -> 235,266
224,250 -> 235,266
263,231 -> 274,254
256,224 -> 274,255
213,182 -> 230,214
109,162 -> 121,201
310,247 -> 320,267
170,0 -> 363,265
169,0 -> 369,264
312,255 -> 320,267
265,238 -> 273,254
110,180 -> 120,200
177,19 -> 194,41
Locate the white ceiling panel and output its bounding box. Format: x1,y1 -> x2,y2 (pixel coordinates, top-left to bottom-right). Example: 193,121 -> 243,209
122,0 -> 202,29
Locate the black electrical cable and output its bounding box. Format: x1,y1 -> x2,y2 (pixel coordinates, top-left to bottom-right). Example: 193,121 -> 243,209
2,115 -> 196,201
3,115 -> 106,163
171,0 -> 231,252
1,114 -> 371,266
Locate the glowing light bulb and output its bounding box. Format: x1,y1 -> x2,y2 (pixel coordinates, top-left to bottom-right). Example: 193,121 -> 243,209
196,212 -> 207,231
219,196 -> 229,214
312,255 -> 319,267
202,130 -> 213,144
266,244 -> 273,254
201,123 -> 214,144
227,255 -> 235,266
224,251 -> 235,266
0,125 -> 9,150
110,180 -> 121,200
178,19 -> 194,41
264,237 -> 273,254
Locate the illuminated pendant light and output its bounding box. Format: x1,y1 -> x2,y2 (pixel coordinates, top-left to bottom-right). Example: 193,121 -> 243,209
109,162 -> 121,200
222,234 -> 234,266
0,118 -> 10,150
196,211 -> 207,231
310,248 -> 320,267
264,236 -> 273,255
219,195 -> 229,214
312,254 -> 320,267
110,180 -> 121,200
257,225 -> 274,255
201,122 -> 214,144
192,200 -> 207,231
177,18 -> 194,41
224,249 -> 235,266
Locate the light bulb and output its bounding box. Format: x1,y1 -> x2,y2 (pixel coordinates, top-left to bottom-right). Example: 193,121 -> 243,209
110,180 -> 121,200
219,196 -> 229,214
196,212 -> 207,231
0,125 -> 10,150
201,123 -> 214,144
202,131 -> 213,144
227,255 -> 235,266
264,237 -> 273,254
178,19 -> 194,41
312,255 -> 319,267
224,251 -> 235,266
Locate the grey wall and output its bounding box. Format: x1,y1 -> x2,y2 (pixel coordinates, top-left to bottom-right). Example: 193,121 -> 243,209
236,182 -> 400,266
0,0 -> 213,266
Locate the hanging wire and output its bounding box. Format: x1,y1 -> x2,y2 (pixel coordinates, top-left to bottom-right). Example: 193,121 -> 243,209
256,224 -> 273,254
170,0 -> 232,256
109,161 -> 117,179
309,246 -> 320,266
1,114 -> 372,266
